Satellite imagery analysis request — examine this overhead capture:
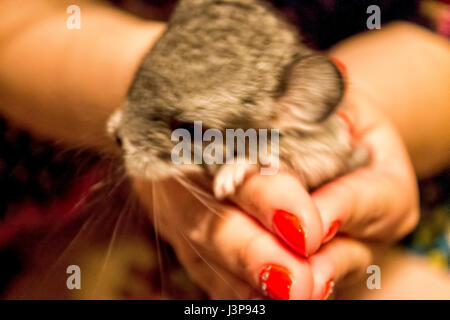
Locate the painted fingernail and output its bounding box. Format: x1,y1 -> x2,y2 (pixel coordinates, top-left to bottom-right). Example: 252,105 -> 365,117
321,280 -> 335,300
336,110 -> 354,136
260,264 -> 293,300
331,58 -> 347,75
273,210 -> 307,257
322,220 -> 341,244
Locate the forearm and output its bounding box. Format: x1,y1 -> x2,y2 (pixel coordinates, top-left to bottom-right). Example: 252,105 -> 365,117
2,4 -> 448,177
0,0 -> 165,153
329,22 -> 450,178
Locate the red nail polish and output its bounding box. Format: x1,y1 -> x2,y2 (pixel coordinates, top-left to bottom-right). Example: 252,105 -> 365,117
321,280 -> 335,300
260,264 -> 293,300
273,210 -> 307,257
323,220 -> 341,244
336,111 -> 354,137
331,58 -> 347,74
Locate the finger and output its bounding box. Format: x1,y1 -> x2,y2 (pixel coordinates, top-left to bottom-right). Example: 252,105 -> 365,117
136,177 -> 315,299
313,114 -> 419,243
231,171 -> 324,257
308,237 -> 373,300
175,242 -> 261,299
135,179 -> 262,299
203,206 -> 315,300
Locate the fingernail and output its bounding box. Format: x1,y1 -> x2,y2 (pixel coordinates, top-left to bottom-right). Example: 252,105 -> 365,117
273,210 -> 307,257
260,264 -> 293,300
322,220 -> 341,244
321,280 -> 335,300
331,58 -> 347,75
336,110 -> 354,137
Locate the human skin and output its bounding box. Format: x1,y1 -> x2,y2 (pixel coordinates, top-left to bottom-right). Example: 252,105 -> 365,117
0,0 -> 165,154
134,88 -> 420,299
328,22 -> 450,179
1,1 -> 449,299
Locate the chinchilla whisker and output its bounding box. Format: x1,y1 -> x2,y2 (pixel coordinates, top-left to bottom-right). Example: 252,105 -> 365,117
174,175 -> 226,219
152,180 -> 169,295
177,226 -> 245,299
92,192 -> 136,297
39,200 -> 110,288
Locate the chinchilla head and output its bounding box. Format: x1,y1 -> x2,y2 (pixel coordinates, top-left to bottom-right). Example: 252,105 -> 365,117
107,0 -> 346,181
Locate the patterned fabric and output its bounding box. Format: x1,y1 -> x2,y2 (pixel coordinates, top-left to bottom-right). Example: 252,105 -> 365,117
402,172 -> 450,269
0,118 -> 100,296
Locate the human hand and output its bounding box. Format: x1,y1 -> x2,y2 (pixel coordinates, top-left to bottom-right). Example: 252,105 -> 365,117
132,67 -> 419,300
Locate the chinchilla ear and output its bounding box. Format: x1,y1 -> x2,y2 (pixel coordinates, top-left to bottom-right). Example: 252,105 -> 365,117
276,54 -> 345,126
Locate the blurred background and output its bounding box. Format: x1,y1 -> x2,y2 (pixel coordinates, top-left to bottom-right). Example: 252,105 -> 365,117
0,0 -> 448,299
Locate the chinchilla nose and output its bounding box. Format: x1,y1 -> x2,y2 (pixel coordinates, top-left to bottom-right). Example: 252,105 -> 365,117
113,131 -> 123,148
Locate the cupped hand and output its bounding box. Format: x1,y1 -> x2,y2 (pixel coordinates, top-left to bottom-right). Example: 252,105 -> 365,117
226,84 -> 420,298
133,174 -> 315,299
132,85 -> 419,299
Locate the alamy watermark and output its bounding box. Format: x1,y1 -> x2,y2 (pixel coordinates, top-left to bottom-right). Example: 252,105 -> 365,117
367,5 -> 381,30
66,265 -> 81,290
171,121 -> 280,175
65,4 -> 380,31
66,5 -> 81,30
366,264 -> 381,289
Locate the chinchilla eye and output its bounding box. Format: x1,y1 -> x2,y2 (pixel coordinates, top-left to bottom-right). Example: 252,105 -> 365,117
169,118 -> 196,135
169,118 -> 211,139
